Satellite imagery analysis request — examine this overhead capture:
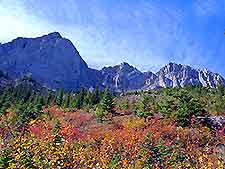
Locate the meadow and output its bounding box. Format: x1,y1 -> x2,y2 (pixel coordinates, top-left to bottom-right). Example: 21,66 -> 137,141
1,84 -> 225,168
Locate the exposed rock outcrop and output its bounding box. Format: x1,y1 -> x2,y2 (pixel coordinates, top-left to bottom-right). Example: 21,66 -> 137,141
197,116 -> 225,131
152,63 -> 225,89
99,62 -> 147,91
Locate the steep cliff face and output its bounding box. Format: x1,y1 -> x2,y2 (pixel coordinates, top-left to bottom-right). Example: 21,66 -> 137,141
142,71 -> 158,89
198,69 -> 225,88
0,32 -> 94,90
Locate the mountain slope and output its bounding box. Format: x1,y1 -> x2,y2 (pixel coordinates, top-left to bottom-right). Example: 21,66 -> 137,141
0,32 -> 94,90
0,70 -> 11,90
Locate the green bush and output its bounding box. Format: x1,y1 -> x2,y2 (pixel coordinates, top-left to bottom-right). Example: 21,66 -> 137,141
135,94 -> 154,120
0,155 -> 10,168
95,107 -> 107,123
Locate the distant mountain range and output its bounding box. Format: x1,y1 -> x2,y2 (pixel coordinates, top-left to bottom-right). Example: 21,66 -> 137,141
0,32 -> 224,91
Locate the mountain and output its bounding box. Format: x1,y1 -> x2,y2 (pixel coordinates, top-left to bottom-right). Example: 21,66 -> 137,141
154,63 -> 225,89
99,62 -> 147,91
98,62 -> 225,91
0,33 -> 224,91
0,32 -> 95,90
0,70 -> 50,94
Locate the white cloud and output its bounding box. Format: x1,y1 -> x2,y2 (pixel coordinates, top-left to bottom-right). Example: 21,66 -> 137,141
193,0 -> 225,17
0,0 -> 56,42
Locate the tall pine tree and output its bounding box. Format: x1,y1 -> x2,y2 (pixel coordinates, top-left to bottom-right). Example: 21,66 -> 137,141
99,86 -> 113,113
95,86 -> 114,122
56,89 -> 64,106
93,85 -> 100,105
64,93 -> 71,108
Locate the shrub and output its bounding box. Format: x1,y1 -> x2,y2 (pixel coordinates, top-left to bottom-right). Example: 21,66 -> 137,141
95,107 -> 107,123
135,94 -> 154,120
157,89 -> 206,127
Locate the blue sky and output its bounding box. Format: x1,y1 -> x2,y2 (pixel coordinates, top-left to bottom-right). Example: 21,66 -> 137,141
0,0 -> 225,75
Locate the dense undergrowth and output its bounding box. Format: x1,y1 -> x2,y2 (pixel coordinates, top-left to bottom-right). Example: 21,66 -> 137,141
0,84 -> 225,168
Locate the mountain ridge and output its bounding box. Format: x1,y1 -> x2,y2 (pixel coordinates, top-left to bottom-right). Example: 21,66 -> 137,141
0,32 -> 224,91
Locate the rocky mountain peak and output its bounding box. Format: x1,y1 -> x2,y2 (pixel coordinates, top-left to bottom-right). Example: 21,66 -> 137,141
99,62 -> 146,91
0,33 -> 224,91
45,32 -> 62,38
158,62 -> 191,75
155,62 -> 225,88
0,32 -> 93,90
120,62 -> 129,66
119,62 -> 131,67
118,62 -> 138,72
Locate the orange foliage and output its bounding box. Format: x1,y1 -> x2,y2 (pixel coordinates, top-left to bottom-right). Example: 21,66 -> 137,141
1,107 -> 225,168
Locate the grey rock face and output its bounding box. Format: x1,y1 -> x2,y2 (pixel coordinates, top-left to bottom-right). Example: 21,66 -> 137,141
102,62 -> 225,91
0,32 -> 93,90
198,68 -> 225,88
99,62 -> 147,91
142,71 -> 158,89
153,63 -> 225,89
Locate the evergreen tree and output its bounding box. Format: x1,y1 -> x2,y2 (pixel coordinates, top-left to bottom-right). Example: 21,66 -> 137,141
0,92 -> 10,116
157,89 -> 206,127
95,86 -> 114,123
46,91 -> 53,105
217,80 -> 225,96
119,97 -> 129,110
95,106 -> 105,123
33,92 -> 40,105
64,93 -> 71,108
56,89 -> 64,106
157,95 -> 175,118
92,85 -> 100,105
84,92 -> 92,106
71,89 -> 86,109
72,94 -> 82,109
28,90 -> 36,103
37,95 -> 45,107
16,102 -> 42,129
99,86 -> 113,113
23,88 -> 31,102
135,94 -> 154,120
